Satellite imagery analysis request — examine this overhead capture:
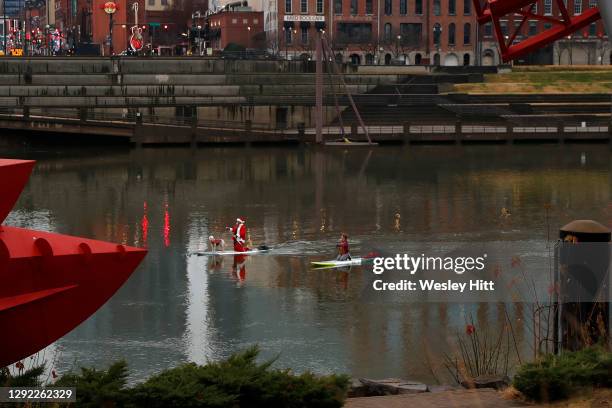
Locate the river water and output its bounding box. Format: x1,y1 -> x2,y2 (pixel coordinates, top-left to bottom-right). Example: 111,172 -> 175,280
3,144 -> 611,384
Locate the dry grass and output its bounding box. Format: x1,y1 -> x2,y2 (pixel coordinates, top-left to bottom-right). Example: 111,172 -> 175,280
452,67 -> 612,94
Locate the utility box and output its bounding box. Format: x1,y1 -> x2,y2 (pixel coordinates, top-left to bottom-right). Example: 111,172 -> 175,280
557,220 -> 611,351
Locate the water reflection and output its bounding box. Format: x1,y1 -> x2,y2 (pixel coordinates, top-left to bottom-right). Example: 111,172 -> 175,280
2,144 -> 610,383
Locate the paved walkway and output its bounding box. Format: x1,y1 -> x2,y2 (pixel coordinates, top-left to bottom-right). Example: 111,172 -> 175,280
345,389 -> 531,408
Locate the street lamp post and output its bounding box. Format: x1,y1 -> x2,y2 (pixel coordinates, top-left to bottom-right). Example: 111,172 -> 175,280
2,0 -> 6,54
103,1 -> 117,56
395,34 -> 401,62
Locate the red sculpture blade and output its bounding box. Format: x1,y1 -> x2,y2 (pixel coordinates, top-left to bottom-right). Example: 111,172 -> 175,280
0,159 -> 147,367
0,159 -> 35,223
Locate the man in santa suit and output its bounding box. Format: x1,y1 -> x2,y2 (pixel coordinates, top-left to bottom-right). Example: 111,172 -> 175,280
227,217 -> 249,252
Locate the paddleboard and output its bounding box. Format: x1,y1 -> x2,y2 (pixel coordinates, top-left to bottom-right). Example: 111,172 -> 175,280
311,258 -> 363,268
191,246 -> 270,256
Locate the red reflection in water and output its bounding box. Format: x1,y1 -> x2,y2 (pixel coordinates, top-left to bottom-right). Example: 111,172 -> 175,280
232,255 -> 247,282
163,203 -> 171,247
141,202 -> 149,247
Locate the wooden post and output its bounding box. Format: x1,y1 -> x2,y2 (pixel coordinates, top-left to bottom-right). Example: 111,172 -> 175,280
455,117 -> 462,144
315,32 -> 323,144
403,122 -> 411,144
191,108 -> 198,148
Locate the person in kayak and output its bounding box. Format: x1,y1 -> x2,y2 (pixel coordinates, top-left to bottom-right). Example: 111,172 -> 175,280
227,217 -> 249,252
336,233 -> 351,261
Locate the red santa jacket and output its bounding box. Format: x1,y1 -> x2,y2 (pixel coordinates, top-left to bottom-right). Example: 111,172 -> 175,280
230,223 -> 247,244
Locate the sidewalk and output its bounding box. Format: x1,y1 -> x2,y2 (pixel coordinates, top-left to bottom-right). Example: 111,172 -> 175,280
345,389 -> 531,408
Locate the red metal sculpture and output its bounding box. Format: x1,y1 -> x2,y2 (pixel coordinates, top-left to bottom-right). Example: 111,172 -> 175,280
0,159 -> 147,367
473,0 -> 601,62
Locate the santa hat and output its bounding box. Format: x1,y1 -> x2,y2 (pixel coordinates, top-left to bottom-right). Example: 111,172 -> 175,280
236,217 -> 245,224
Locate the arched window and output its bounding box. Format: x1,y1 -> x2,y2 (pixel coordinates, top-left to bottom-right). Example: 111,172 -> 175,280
433,53 -> 440,65
448,23 -> 456,45
385,0 -> 392,15
433,23 -> 442,46
384,23 -> 393,42
448,0 -> 456,15
463,53 -> 470,65
463,23 -> 471,44
415,53 -> 422,64
433,0 -> 440,15
365,53 -> 375,64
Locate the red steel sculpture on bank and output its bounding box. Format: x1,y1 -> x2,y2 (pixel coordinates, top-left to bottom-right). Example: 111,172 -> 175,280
0,159 -> 147,367
473,0 -> 602,62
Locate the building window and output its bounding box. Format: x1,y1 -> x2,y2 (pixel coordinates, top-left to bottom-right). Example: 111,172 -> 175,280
484,22 -> 492,36
448,0 -> 455,15
501,20 -> 508,36
286,0 -> 292,13
243,19 -> 248,24
317,0 -> 324,13
334,0 -> 342,14
448,23 -> 455,45
400,23 -> 422,46
366,0 -> 373,14
589,0 -> 597,8
433,23 -> 441,46
148,0 -> 155,5
254,18 -> 259,24
301,0 -> 307,12
433,0 -> 440,15
415,0 -> 422,14
589,22 -> 597,36
351,0 -> 358,14
232,18 -> 238,23
544,0 -> 552,15
301,27 -> 308,43
529,20 -> 537,36
463,22 -> 471,44
514,20 -> 522,37
286,28 -> 292,44
385,0 -> 392,15
384,23 -> 392,42
574,0 -> 582,14
161,0 -> 167,4
463,0 -> 470,14
400,0 -> 407,15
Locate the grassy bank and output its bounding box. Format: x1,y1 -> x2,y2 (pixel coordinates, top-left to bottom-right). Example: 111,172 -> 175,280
454,65 -> 612,94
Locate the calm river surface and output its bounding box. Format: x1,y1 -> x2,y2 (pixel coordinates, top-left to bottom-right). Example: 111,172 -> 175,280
3,144 -> 611,383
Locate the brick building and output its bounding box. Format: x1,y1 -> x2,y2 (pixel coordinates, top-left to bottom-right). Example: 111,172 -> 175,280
207,5 -> 264,50
263,0 -> 610,65
264,0 -> 480,64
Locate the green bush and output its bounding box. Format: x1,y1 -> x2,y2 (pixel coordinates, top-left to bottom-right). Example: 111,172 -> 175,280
0,365 -> 45,387
52,347 -> 349,408
55,360 -> 129,407
129,346 -> 349,408
513,347 -> 612,402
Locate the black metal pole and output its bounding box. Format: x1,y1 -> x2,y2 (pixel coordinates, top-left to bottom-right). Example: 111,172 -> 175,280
2,0 -> 6,54
109,12 -> 113,55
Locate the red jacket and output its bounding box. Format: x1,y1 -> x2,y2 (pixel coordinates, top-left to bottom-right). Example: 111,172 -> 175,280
230,223 -> 248,251
337,239 -> 349,255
